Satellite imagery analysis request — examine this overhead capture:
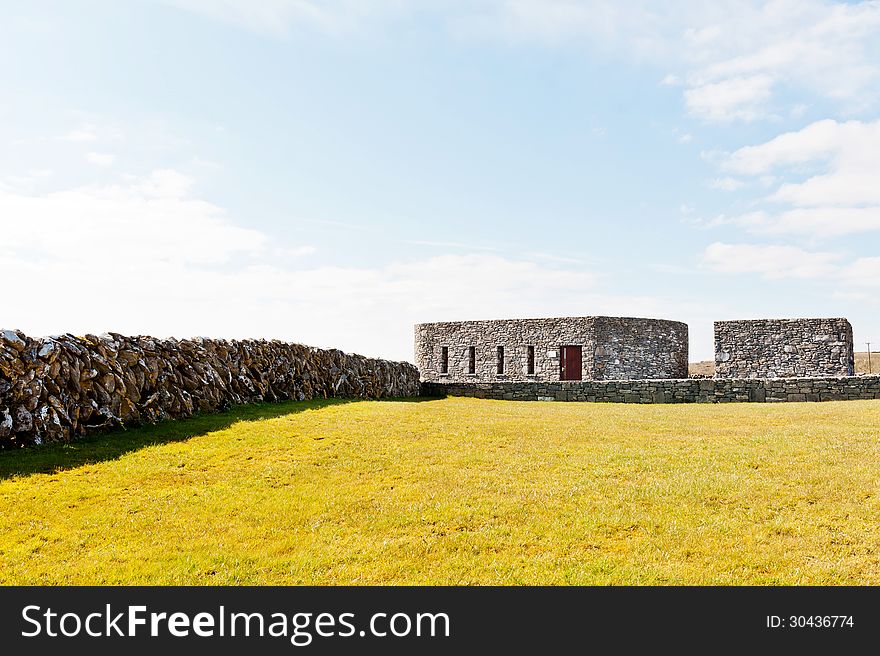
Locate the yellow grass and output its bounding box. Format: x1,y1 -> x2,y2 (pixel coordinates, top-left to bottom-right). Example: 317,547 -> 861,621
689,352 -> 876,376
1,397 -> 878,585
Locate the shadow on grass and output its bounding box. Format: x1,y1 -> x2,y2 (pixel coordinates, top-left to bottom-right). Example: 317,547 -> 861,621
0,395 -> 435,480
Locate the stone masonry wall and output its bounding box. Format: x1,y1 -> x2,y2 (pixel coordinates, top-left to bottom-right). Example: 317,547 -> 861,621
423,376 -> 880,404
415,316 -> 688,383
0,329 -> 420,448
593,316 -> 689,380
715,318 -> 854,379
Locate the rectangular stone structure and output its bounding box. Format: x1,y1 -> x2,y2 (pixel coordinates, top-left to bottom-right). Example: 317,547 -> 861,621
714,318 -> 854,379
415,316 -> 689,383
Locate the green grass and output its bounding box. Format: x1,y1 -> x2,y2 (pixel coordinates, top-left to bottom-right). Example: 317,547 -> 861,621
1,397 -> 878,585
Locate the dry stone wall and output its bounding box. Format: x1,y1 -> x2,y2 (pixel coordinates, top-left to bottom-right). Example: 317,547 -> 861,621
715,318 -> 854,379
423,376 -> 880,404
593,316 -> 689,380
415,316 -> 688,382
0,329 -> 419,447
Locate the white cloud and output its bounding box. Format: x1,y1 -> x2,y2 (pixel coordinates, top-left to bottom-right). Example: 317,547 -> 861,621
86,152 -> 115,166
274,245 -> 317,257
0,170 -> 266,267
55,121 -> 126,145
702,211 -> 768,229
62,127 -> 98,142
839,257 -> 880,288
790,103 -> 809,118
684,74 -> 774,122
2,171 -> 697,361
772,172 -> 880,207
703,207 -> 880,238
158,1 -> 880,121
723,119 -> 847,175
507,1 -> 880,121
406,239 -> 498,251
1,168 -> 728,359
161,0 -> 320,34
702,242 -> 841,279
1,169 -> 53,193
678,2 -> 880,121
528,252 -> 585,265
127,168 -> 196,198
159,0 -> 394,35
761,207 -> 880,238
710,176 -> 745,191
715,119 -> 880,238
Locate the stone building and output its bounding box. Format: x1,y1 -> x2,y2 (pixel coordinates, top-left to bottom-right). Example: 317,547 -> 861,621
714,318 -> 854,379
415,316 -> 689,383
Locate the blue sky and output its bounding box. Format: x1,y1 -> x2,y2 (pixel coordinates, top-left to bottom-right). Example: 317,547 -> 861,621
2,0 -> 879,362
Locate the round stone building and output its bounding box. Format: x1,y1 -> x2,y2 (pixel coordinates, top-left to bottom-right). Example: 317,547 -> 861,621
415,316 -> 689,383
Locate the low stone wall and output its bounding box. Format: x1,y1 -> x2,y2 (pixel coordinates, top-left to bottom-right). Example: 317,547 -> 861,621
0,330 -> 420,447
423,376 -> 880,404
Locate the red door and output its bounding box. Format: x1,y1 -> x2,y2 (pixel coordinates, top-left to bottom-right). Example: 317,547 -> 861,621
560,346 -> 582,380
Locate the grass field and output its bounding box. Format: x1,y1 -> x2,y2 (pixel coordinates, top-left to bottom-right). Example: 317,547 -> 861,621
1,397 -> 878,585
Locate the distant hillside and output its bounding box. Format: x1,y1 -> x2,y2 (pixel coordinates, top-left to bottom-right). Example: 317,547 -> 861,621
689,352 -> 877,377
688,360 -> 715,377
